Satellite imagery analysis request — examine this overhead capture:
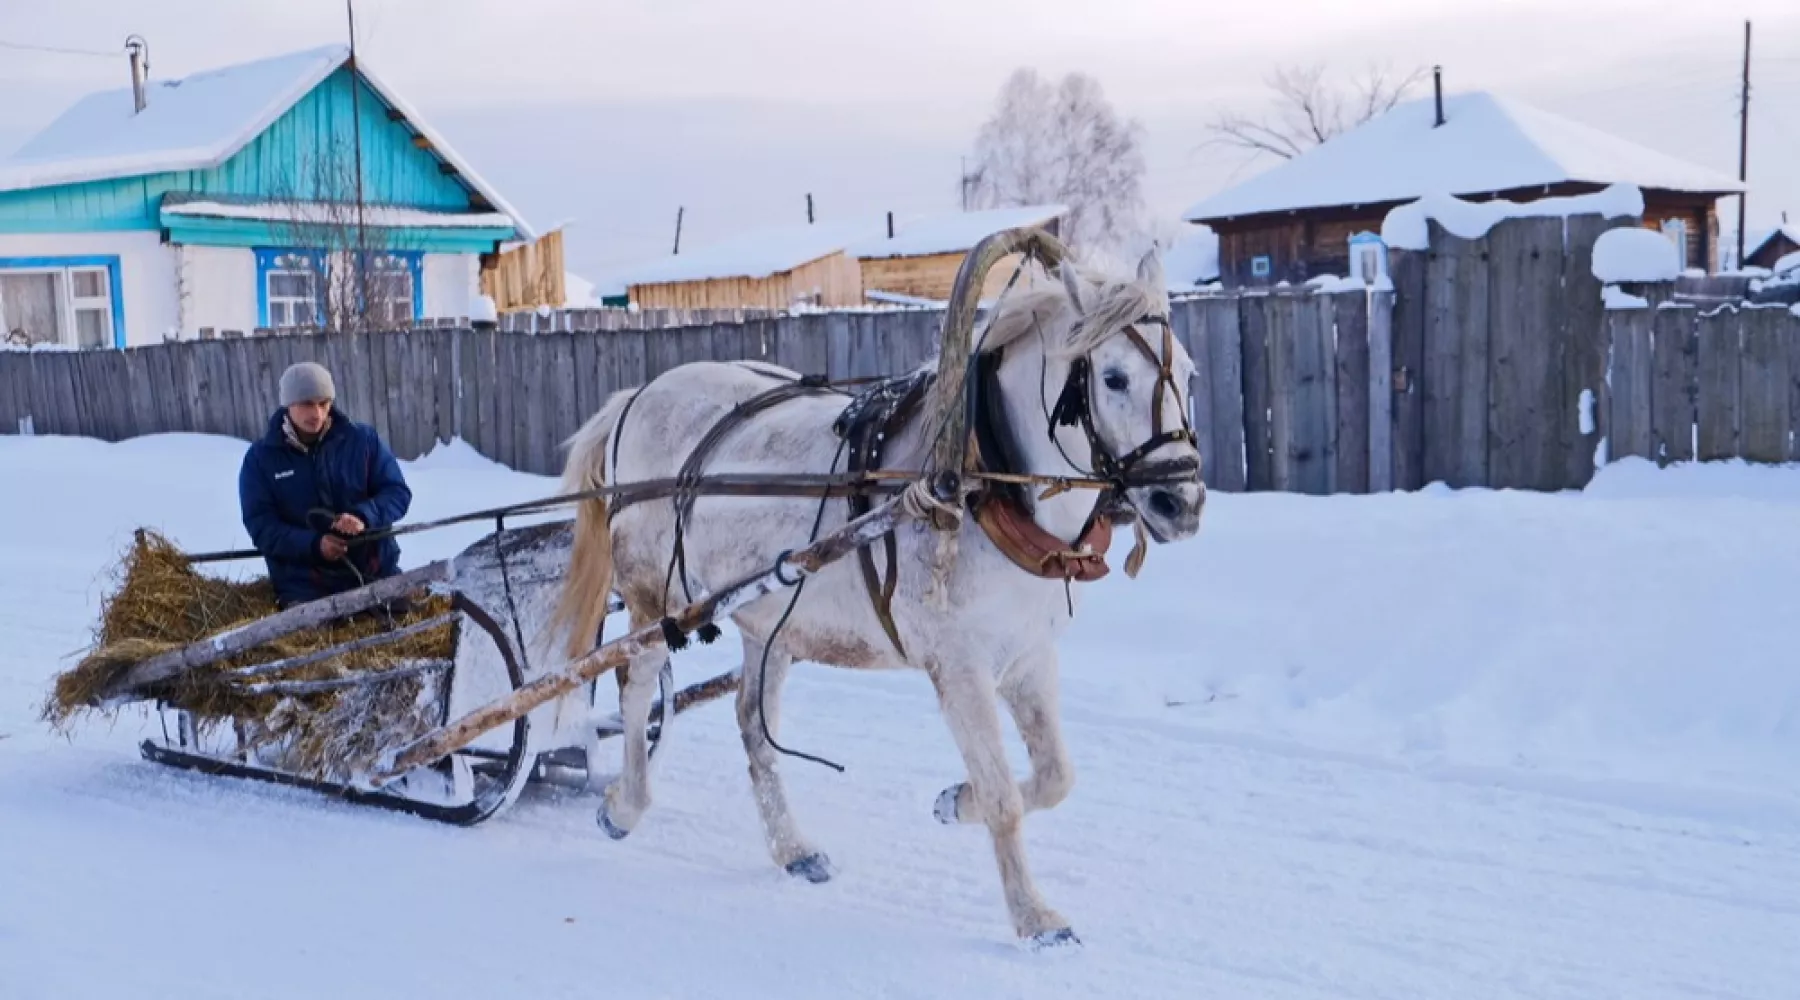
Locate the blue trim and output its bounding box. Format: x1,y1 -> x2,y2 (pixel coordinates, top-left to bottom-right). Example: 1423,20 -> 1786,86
254,248 -> 328,328
0,253 -> 127,347
161,213 -> 513,253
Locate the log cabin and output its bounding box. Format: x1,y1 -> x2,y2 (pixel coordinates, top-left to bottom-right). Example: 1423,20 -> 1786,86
1183,89 -> 1745,289
851,204 -> 1066,304
621,219 -> 873,311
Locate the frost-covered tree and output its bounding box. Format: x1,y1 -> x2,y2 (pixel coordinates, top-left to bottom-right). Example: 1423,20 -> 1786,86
1203,62 -> 1426,161
965,68 -> 1148,255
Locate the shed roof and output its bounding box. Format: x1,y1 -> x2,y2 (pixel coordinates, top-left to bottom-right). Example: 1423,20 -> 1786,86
1183,91 -> 1743,224
1746,224 -> 1800,260
0,44 -> 534,239
849,203 -> 1066,259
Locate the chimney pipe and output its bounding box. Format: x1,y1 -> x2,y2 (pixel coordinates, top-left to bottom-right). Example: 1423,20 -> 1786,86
1432,65 -> 1444,127
126,35 -> 149,114
887,211 -> 894,239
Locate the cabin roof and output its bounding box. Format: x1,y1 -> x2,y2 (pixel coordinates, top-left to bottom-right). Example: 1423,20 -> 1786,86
0,44 -> 534,239
618,218 -> 882,286
1183,91 -> 1744,225
1746,224 -> 1800,260
848,203 -> 1066,259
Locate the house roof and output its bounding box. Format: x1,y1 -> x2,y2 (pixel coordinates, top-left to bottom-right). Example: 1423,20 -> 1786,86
848,203 -> 1066,259
617,217 -> 882,287
1183,91 -> 1744,224
1746,224 -> 1800,260
0,44 -> 534,239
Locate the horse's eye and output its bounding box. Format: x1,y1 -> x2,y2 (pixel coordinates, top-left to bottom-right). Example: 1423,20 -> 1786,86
1103,369 -> 1129,392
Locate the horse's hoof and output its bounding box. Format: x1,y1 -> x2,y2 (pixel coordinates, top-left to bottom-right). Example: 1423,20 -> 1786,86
596,803 -> 631,841
784,853 -> 834,884
1027,927 -> 1081,951
933,783 -> 965,824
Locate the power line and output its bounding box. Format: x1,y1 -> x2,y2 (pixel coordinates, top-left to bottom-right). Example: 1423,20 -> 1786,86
0,39 -> 121,59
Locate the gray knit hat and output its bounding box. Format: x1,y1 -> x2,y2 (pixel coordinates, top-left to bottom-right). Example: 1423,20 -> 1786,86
279,362 -> 336,406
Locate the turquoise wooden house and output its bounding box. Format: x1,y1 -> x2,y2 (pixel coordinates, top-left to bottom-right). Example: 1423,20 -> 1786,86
0,44 -> 533,348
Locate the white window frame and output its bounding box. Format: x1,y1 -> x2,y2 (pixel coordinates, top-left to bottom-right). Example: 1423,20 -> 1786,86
363,252 -> 417,325
266,261 -> 323,330
0,263 -> 117,348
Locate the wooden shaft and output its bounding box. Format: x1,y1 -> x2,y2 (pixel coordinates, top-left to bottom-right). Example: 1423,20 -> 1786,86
366,495 -> 912,786
92,561 -> 452,706
922,226 -> 1067,523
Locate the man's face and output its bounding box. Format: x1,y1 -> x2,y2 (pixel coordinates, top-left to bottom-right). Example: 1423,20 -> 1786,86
287,398 -> 332,436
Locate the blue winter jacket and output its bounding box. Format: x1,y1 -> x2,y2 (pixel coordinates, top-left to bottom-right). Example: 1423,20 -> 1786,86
238,406 -> 413,608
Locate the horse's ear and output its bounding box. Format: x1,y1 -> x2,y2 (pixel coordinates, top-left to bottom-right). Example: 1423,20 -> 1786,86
1059,261 -> 1085,314
1136,245 -> 1165,292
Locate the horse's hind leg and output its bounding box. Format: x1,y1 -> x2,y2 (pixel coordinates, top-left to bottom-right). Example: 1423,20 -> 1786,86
936,644 -> 1072,822
736,632 -> 832,883
596,619 -> 665,840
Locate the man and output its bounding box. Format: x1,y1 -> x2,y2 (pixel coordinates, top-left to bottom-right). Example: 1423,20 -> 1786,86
239,361 -> 413,609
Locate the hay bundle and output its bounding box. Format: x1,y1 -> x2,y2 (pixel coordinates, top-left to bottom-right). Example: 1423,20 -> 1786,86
44,529 -> 458,780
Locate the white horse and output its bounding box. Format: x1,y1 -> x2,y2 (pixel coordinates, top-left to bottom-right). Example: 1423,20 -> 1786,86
549,250 -> 1205,947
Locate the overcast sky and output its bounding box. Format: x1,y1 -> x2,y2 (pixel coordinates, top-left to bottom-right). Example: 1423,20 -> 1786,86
4,0 -> 1799,285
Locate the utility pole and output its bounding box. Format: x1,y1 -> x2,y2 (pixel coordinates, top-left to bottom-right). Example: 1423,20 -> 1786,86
806,193 -> 814,224
672,206 -> 684,254
346,0 -> 367,327
1737,18 -> 1751,269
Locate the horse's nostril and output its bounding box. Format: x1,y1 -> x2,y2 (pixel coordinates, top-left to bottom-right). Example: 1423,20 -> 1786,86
1148,490 -> 1181,520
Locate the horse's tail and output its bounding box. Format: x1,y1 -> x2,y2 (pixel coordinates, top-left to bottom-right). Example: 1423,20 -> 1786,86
549,387 -> 637,662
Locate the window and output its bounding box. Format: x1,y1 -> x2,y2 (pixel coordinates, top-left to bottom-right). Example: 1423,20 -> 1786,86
1661,218 -> 1690,270
0,257 -> 122,348
1251,255 -> 1273,278
262,252 -> 325,329
362,252 -> 418,324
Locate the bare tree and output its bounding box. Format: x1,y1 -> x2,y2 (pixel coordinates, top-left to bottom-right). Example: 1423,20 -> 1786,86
263,141 -> 420,334
965,68 -> 1149,254
1203,62 -> 1428,161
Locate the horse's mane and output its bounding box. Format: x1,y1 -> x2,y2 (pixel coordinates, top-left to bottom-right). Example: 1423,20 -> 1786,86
978,265 -> 1167,360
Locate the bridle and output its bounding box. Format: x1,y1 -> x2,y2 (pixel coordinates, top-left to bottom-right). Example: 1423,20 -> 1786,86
1033,313 -> 1201,535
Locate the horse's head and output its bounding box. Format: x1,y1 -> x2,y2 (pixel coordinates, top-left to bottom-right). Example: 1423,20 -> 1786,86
1045,249 -> 1205,544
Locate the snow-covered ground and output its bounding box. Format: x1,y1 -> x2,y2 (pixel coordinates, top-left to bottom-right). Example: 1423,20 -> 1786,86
3,432 -> 1798,999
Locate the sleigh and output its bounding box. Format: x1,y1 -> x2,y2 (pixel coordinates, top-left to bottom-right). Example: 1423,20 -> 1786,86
55,224 -> 1076,828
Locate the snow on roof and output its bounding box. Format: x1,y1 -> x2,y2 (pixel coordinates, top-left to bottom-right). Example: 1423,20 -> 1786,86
0,44 -> 534,239
617,217 -> 883,286
1184,91 -> 1744,223
160,196 -> 513,229
1746,224 -> 1800,260
848,204 -> 1066,259
1162,226 -> 1220,291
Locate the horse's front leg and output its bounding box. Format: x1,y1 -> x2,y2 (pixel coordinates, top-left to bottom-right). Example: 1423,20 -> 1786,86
735,632 -> 832,882
596,626 -> 664,840
935,644 -> 1073,822
928,660 -> 1077,948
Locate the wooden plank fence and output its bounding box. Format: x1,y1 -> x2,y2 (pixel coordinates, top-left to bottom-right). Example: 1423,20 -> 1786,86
0,291 -> 1397,491
1602,301 -> 1800,467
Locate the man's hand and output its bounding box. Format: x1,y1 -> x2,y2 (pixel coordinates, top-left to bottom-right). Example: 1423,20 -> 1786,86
319,534 -> 349,561
332,513 -> 366,536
